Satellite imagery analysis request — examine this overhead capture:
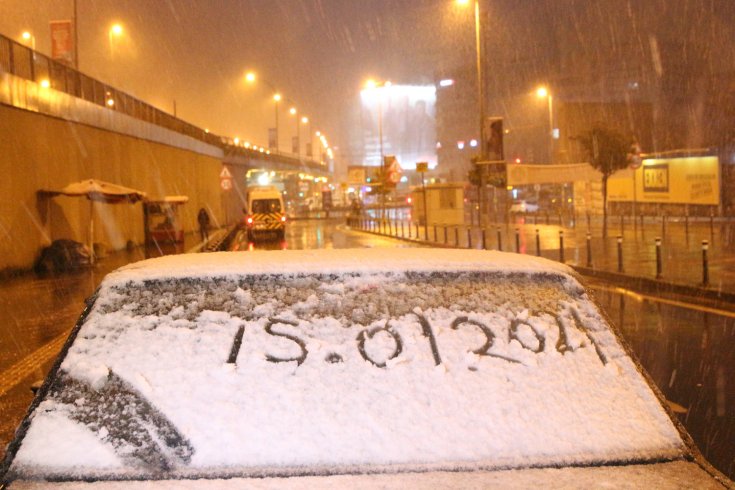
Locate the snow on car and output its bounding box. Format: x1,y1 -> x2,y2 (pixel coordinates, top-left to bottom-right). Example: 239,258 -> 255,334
0,249 -> 729,488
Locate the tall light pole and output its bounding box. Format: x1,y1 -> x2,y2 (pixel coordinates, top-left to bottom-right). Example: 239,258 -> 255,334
109,23 -> 123,60
364,79 -> 391,217
273,93 -> 281,151
21,31 -> 36,50
536,86 -> 554,163
300,116 -> 309,158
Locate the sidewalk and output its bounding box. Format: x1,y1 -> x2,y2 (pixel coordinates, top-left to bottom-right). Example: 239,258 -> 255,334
346,216 -> 735,299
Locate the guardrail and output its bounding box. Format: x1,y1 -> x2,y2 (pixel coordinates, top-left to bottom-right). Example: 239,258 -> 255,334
0,32 -> 326,170
346,214 -> 733,291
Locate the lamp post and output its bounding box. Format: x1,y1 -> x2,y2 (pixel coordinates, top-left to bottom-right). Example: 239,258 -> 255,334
273,93 -> 281,151
536,86 -> 554,163
457,0 -> 486,224
364,79 -> 391,218
300,116 -> 309,158
109,23 -> 123,60
21,31 -> 36,50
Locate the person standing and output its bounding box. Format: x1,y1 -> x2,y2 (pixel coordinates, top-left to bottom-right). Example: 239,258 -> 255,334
197,207 -> 210,242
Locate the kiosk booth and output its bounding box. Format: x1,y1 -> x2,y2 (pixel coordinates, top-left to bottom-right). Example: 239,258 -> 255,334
143,196 -> 189,245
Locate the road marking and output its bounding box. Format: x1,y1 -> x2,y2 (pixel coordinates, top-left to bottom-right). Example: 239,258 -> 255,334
0,331 -> 69,395
593,284 -> 735,319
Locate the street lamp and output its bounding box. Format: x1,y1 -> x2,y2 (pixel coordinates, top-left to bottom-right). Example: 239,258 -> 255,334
245,71 -> 256,84
273,93 -> 281,151
362,78 -> 392,217
457,0 -> 487,223
21,31 -> 36,50
536,86 -> 554,163
109,23 -> 123,59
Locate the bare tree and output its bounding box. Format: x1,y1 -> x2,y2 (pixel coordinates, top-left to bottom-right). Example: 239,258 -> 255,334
576,125 -> 630,238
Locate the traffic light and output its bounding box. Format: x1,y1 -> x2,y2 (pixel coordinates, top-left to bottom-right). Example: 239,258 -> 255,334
483,117 -> 504,162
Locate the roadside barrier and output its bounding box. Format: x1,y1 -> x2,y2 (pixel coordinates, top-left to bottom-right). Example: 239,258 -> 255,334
346,215 -> 724,288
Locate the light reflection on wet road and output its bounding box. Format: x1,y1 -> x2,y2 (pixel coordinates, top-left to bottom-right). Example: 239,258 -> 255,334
591,283 -> 734,479
0,219 -> 731,479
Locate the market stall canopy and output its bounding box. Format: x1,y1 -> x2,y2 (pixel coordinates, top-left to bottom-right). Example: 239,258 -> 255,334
40,179 -> 146,203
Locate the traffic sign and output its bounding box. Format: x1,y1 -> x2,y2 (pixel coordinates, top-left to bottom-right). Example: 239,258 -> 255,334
221,178 -> 232,191
219,167 -> 232,179
416,162 -> 428,173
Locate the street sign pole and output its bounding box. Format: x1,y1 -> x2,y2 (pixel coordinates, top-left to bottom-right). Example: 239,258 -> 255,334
417,162 -> 429,229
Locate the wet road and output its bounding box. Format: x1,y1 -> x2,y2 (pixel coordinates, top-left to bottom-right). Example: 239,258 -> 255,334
591,283 -> 734,479
0,219 -> 732,478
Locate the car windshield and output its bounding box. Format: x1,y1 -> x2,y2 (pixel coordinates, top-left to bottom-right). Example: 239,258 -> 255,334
251,199 -> 281,213
6,266 -> 683,481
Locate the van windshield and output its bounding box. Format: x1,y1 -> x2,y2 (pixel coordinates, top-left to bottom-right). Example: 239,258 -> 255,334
251,199 -> 281,213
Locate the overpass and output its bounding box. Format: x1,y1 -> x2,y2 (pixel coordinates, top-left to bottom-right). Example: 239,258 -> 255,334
0,32 -> 330,272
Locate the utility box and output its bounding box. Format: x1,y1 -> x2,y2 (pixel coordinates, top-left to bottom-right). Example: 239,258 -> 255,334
411,182 -> 465,226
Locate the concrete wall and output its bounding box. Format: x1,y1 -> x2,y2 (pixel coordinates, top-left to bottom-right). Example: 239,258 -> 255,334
0,103 -> 226,272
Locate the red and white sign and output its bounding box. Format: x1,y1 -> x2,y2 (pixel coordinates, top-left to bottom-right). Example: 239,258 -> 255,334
220,167 -> 232,191
50,20 -> 74,65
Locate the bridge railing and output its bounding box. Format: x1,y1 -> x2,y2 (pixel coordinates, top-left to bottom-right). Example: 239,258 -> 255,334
0,32 -> 327,170
0,33 -> 226,148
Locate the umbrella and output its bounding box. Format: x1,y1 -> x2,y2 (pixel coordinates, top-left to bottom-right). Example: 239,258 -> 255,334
40,179 -> 147,263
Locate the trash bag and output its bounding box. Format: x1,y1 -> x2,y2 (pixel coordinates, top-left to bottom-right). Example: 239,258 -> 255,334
35,239 -> 92,274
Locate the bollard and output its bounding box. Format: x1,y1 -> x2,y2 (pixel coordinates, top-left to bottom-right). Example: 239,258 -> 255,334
467,228 -> 472,248
535,229 -> 541,257
617,235 -> 624,273
620,214 -> 624,235
482,228 -> 487,250
655,237 -> 663,279
559,231 -> 565,263
444,225 -> 448,244
587,213 -> 592,230
515,228 -> 521,253
497,227 -> 503,251
401,220 -> 405,238
661,213 -> 667,239
424,222 -> 429,241
702,240 -> 710,286
454,227 -> 459,247
415,222 -> 419,238
586,232 -> 593,267
434,224 -> 438,242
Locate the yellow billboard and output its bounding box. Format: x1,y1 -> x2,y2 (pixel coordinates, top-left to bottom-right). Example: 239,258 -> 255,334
607,156 -> 720,205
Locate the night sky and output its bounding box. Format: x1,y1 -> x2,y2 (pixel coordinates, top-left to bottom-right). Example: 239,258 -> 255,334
2,1 -> 734,164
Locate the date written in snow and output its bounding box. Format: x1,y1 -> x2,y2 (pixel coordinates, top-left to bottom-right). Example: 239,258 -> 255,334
226,307 -> 609,368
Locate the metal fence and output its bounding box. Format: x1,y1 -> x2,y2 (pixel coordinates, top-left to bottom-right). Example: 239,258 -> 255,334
0,32 -> 231,149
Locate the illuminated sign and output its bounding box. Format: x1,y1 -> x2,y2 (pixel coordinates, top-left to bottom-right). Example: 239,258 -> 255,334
608,156 -> 719,205
642,163 -> 669,192
359,85 -> 437,169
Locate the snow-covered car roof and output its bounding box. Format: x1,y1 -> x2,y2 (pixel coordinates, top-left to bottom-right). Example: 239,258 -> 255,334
1,249 -> 727,487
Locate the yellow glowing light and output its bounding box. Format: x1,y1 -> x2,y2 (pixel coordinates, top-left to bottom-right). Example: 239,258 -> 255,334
110,24 -> 123,36
301,116 -> 309,124
106,98 -> 115,107
289,107 -> 297,115
456,0 -> 470,5
365,79 -> 377,89
39,79 -> 50,89
245,71 -> 256,83
536,86 -> 549,98
204,128 -> 210,133
234,137 -> 240,145
21,31 -> 32,41
273,93 -> 282,102
316,131 -> 321,136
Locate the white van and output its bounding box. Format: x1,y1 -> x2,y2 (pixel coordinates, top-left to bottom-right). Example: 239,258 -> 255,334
245,186 -> 286,240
